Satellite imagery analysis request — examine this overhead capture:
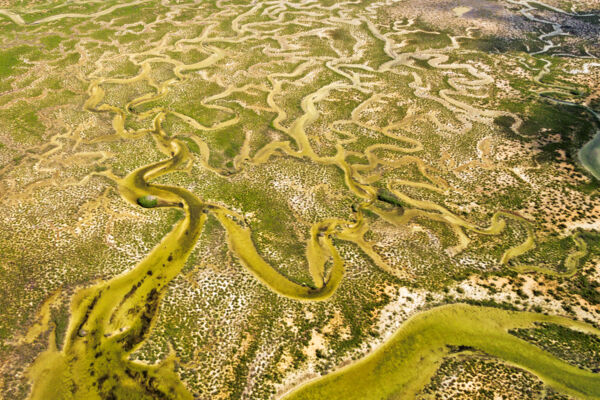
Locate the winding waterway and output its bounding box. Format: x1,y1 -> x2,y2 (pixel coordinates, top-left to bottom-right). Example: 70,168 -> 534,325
0,0 -> 595,398
284,304 -> 600,400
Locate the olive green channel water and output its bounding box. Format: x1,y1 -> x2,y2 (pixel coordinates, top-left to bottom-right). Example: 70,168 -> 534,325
284,304 -> 600,400
5,0 -> 596,398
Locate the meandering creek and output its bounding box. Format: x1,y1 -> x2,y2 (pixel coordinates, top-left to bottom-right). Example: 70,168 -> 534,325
4,0 -> 596,398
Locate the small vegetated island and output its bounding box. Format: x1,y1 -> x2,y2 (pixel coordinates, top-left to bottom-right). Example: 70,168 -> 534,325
0,0 -> 599,399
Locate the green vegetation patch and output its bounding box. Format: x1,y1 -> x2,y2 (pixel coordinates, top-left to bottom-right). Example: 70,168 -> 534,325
376,189 -> 404,208
137,195 -> 158,208
510,323 -> 600,372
